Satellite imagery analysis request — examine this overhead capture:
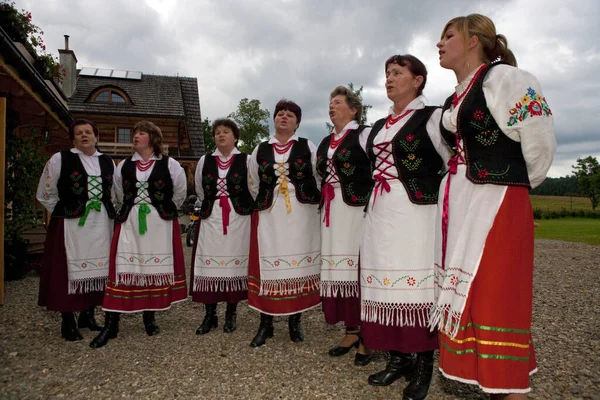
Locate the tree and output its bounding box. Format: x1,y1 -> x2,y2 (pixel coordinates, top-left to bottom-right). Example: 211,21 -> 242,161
201,117 -> 215,155
326,82 -> 373,133
228,98 -> 270,154
572,156 -> 600,211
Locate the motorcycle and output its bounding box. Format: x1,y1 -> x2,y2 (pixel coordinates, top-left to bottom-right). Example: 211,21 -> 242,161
186,204 -> 201,247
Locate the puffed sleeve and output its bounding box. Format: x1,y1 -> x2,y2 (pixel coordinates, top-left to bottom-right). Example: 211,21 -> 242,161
358,126 -> 372,153
195,155 -> 206,202
307,139 -> 321,191
248,144 -> 260,200
113,159 -> 125,209
168,157 -> 187,208
483,65 -> 556,188
36,152 -> 62,213
426,108 -> 453,166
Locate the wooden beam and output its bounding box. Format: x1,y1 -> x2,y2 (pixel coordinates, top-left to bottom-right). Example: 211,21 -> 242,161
0,96 -> 6,305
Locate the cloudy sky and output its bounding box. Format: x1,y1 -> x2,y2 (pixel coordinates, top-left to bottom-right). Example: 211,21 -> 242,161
14,0 -> 600,177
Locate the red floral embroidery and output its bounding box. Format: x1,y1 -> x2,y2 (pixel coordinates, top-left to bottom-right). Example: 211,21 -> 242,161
206,174 -> 212,178
340,148 -> 347,154
307,256 -> 312,263
263,200 -> 268,206
477,169 -> 489,179
347,260 -> 354,266
473,110 -> 485,121
205,260 -> 211,265
123,180 -> 129,185
73,171 -> 79,176
235,260 -> 240,265
407,277 -> 416,286
233,173 -> 239,178
297,159 -> 303,164
154,257 -> 160,263
317,155 -> 323,161
450,276 -> 459,286
528,101 -> 543,116
350,195 -> 358,202
129,257 -> 134,262
261,161 -> 267,166
366,275 -> 373,284
274,260 -> 280,266
414,191 -> 423,199
73,210 -> 79,215
161,212 -> 168,217
405,134 -> 415,142
157,180 -> 163,184
301,193 -> 307,200
81,262 -> 87,268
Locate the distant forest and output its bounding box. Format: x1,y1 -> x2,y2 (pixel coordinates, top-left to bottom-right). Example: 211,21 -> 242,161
531,176 -> 579,196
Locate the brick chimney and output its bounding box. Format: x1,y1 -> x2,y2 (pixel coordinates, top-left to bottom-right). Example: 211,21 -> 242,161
58,35 -> 77,98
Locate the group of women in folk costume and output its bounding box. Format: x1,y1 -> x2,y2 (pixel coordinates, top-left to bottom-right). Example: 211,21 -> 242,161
36,12 -> 556,400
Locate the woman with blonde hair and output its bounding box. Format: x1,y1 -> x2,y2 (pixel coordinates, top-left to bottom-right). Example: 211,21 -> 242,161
432,14 -> 555,398
91,120 -> 188,348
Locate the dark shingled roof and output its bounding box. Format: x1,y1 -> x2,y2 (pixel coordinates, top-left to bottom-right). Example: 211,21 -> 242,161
68,72 -> 204,157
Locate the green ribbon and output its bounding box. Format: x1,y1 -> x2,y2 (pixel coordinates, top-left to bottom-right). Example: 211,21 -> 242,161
138,204 -> 152,235
78,200 -> 102,227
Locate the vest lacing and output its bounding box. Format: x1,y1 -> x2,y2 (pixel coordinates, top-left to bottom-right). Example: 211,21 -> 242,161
371,142 -> 395,208
134,181 -> 151,235
271,162 -> 292,213
77,175 -> 103,227
217,176 -> 231,235
322,159 -> 340,227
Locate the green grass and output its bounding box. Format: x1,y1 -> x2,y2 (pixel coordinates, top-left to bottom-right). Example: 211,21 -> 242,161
534,218 -> 600,245
530,195 -> 595,213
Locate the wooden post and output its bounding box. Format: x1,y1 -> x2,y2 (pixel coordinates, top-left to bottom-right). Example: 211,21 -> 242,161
0,96 -> 7,305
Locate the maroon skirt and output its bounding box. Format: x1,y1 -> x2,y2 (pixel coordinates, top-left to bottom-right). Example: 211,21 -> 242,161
321,296 -> 361,326
189,220 -> 248,304
361,321 -> 438,353
38,218 -> 105,312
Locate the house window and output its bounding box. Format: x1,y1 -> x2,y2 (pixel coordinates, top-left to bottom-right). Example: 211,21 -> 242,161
117,128 -> 131,143
92,88 -> 129,103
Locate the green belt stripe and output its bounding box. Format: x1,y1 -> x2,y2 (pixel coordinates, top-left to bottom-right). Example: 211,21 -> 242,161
440,342 -> 530,361
248,288 -> 318,301
444,319 -> 531,334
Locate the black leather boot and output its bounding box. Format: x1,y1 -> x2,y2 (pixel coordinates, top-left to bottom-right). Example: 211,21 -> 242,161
288,313 -> 304,342
89,312 -> 120,348
77,306 -> 103,331
143,311 -> 160,336
61,312 -> 83,341
402,350 -> 434,400
250,313 -> 274,347
196,303 -> 218,335
223,302 -> 237,333
368,351 -> 414,386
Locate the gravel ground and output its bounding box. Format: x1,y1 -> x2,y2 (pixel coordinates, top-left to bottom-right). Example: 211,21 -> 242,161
0,239 -> 598,399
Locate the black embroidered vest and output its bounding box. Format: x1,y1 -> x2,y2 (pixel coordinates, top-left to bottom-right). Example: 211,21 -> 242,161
255,138 -> 321,211
316,125 -> 373,206
53,150 -> 116,219
440,63 -> 530,188
116,156 -> 178,223
200,153 -> 254,218
366,107 -> 443,205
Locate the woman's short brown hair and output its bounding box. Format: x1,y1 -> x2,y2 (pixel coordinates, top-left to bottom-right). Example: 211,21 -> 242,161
133,120 -> 164,155
385,54 -> 428,97
212,118 -> 240,141
329,86 -> 363,123
273,99 -> 302,125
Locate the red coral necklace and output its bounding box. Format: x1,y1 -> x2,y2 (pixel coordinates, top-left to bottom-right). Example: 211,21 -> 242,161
385,109 -> 413,129
273,141 -> 294,154
216,154 -> 236,170
452,64 -> 487,107
329,129 -> 350,148
136,160 -> 155,172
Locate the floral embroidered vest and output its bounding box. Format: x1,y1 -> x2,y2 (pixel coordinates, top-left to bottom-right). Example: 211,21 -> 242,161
367,107 -> 443,205
255,138 -> 321,211
54,150 -> 116,219
200,153 -> 254,218
440,63 -> 530,188
316,125 -> 373,206
116,156 -> 178,223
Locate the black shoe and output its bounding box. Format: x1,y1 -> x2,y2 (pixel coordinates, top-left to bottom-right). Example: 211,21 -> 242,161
368,352 -> 414,386
61,312 -> 83,341
328,330 -> 359,357
403,351 -> 434,400
223,303 -> 237,333
90,312 -> 120,349
77,306 -> 103,331
143,311 -> 160,336
196,304 -> 218,335
250,313 -> 274,348
288,313 -> 304,342
354,337 -> 375,367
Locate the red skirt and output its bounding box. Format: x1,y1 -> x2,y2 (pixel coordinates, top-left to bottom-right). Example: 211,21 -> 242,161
189,220 -> 247,304
102,222 -> 187,313
321,296 -> 361,326
247,212 -> 321,316
38,218 -> 104,312
438,187 -> 537,393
